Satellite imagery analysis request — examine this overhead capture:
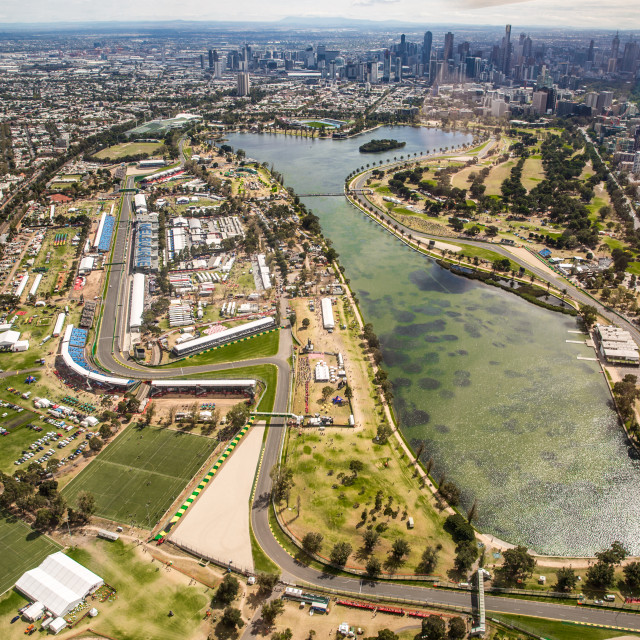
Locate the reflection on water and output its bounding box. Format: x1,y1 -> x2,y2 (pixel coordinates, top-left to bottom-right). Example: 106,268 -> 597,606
226,127 -> 640,555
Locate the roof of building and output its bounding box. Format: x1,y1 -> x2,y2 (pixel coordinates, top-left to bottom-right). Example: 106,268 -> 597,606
15,552 -> 104,617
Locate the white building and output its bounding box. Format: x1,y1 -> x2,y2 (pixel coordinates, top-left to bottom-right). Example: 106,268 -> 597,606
15,552 -> 104,618
129,273 -> 146,330
321,298 -> 335,331
315,362 -> 330,382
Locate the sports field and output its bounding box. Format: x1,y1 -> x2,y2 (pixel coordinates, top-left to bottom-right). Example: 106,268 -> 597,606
93,141 -> 162,160
0,510 -> 61,595
62,426 -> 218,527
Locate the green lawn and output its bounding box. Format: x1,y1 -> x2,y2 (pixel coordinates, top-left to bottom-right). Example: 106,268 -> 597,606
0,510 -> 61,595
493,613 -> 640,640
93,142 -> 162,160
164,330 -> 279,368
62,426 -> 218,527
61,540 -> 209,640
188,364 -> 278,413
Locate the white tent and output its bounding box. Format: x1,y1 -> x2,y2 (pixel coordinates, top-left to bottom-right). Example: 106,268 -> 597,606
49,617 -> 68,634
15,552 -> 104,617
0,329 -> 20,348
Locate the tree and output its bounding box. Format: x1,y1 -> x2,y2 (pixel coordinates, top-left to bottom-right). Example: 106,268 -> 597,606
579,304 -> 598,328
555,567 -> 578,593
454,541 -> 478,574
362,529 -> 380,553
302,531 -> 323,555
221,607 -> 244,629
99,424 -> 111,440
89,436 -> 103,452
256,572 -> 280,594
216,574 -> 239,604
301,318 -> 310,329
261,599 -> 285,626
330,541 -> 352,566
501,545 -> 536,582
227,402 -> 250,430
421,615 -> 446,640
365,556 -> 381,578
272,629 -> 293,640
321,386 -> 333,404
34,508 -> 53,530
624,561 -> 640,591
376,424 -> 392,444
270,465 -> 295,505
418,545 -> 440,574
391,539 -> 410,562
77,491 -> 96,519
586,561 -> 614,589
596,541 -> 627,565
447,617 -> 466,639
366,630 -> 398,640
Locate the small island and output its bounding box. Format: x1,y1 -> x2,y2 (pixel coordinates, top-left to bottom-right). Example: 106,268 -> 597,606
359,138 -> 406,153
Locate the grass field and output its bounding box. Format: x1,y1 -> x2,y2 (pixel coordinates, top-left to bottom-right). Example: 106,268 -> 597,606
62,426 -> 218,527
0,510 -> 61,595
521,155 -> 545,191
0,538 -> 211,640
93,141 -> 162,160
493,613 -> 640,640
484,160 -> 515,196
189,364 -> 278,413
165,330 -> 280,368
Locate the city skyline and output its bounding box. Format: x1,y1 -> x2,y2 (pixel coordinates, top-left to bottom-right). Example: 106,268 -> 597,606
1,0 -> 640,30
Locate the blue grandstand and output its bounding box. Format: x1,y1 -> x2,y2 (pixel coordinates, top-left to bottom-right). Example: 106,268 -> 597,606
97,215 -> 116,252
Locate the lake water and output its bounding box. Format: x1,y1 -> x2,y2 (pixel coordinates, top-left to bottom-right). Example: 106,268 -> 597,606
226,126 -> 640,556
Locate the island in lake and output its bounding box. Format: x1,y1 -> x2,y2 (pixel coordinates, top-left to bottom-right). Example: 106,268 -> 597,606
359,138 -> 406,153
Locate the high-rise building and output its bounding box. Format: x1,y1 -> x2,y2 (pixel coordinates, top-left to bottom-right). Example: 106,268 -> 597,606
501,24 -> 512,76
199,54 -> 205,69
383,50 -> 391,81
214,60 -> 224,79
622,41 -> 639,73
422,31 -> 432,76
443,32 -> 454,62
208,49 -> 214,69
587,40 -> 594,63
611,32 -> 620,61
237,71 -> 250,96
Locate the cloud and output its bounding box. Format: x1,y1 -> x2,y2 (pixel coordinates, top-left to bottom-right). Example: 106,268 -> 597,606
460,0 -> 532,7
352,0 -> 400,5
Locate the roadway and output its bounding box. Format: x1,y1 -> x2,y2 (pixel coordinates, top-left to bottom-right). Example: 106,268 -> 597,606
91,164 -> 640,632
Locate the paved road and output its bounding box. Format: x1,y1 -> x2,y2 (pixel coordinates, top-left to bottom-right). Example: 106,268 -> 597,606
349,170 -> 640,344
92,166 -> 640,631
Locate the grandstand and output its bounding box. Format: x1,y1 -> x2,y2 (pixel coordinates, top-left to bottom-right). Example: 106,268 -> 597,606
134,214 -> 159,272
149,379 -> 256,399
171,317 -> 276,358
58,325 -> 133,391
96,215 -> 116,252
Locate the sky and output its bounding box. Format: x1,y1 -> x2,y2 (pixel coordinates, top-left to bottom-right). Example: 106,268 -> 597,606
0,0 -> 639,30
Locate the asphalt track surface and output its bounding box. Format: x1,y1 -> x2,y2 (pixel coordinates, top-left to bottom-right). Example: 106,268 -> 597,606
92,172 -> 640,631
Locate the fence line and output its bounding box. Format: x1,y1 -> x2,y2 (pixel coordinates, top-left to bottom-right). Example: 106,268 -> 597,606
167,539 -> 253,576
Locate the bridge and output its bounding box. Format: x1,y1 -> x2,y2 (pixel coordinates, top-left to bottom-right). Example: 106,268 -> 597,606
296,190 -> 372,197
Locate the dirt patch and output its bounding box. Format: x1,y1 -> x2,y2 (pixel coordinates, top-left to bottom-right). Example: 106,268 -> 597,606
168,423 -> 265,571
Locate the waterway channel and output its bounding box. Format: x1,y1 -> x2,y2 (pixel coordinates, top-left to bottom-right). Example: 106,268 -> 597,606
226,126 -> 640,556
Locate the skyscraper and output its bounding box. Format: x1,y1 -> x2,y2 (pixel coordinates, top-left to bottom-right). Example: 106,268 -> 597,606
611,32 -> 620,61
587,40 -> 594,63
237,71 -> 250,96
443,32 -> 454,62
422,31 -> 432,77
208,49 -> 214,69
502,24 -> 512,76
